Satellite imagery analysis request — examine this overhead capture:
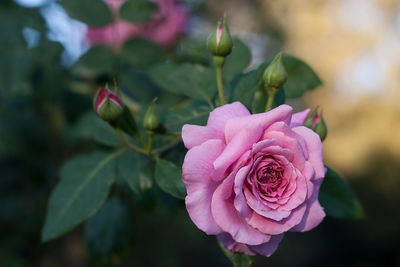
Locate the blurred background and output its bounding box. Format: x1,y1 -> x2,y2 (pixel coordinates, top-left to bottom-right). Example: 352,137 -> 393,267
1,0 -> 399,266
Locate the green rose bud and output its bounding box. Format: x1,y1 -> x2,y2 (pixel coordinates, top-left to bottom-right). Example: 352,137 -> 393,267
263,52 -> 287,90
207,14 -> 233,57
93,86 -> 123,122
305,107 -> 328,141
143,98 -> 159,132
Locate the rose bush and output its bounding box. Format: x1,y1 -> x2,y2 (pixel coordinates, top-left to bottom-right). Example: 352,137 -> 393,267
86,0 -> 188,49
182,102 -> 326,256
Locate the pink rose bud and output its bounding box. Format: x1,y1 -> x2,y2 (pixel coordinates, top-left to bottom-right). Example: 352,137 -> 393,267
93,86 -> 123,122
207,14 -> 233,57
304,107 -> 327,141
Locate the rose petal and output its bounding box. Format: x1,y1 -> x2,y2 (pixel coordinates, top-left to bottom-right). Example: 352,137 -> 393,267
234,164 -> 253,218
211,175 -> 271,245
249,234 -> 284,257
247,203 -> 307,235
207,101 -> 250,131
182,125 -> 219,149
217,233 -> 256,256
224,104 -> 293,144
212,124 -> 264,181
290,178 -> 325,232
290,109 -> 310,127
292,126 -> 325,179
182,102 -> 250,149
182,139 -> 225,235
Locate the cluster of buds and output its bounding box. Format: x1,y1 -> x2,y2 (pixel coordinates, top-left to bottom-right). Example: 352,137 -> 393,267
305,107 -> 328,141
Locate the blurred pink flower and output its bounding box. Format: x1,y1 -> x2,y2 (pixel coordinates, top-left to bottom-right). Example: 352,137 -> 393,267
86,0 -> 188,49
182,102 -> 326,257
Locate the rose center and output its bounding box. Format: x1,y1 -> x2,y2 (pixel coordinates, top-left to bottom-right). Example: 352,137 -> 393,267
256,163 -> 284,194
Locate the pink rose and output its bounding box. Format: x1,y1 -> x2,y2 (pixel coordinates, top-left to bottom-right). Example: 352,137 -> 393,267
86,0 -> 188,49
182,102 -> 326,256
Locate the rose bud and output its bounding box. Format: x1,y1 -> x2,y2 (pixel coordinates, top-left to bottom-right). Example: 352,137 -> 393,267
263,52 -> 287,90
207,14 -> 233,58
304,107 -> 327,141
143,98 -> 159,132
93,86 -> 123,122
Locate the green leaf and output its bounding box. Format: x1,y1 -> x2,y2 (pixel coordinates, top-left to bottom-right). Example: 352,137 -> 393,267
282,54 -> 322,98
165,102 -> 211,133
154,158 -> 186,199
223,39 -> 251,82
218,239 -> 255,267
319,167 -> 364,219
119,38 -> 165,69
86,199 -> 134,257
41,150 -> 126,242
148,62 -> 216,103
60,0 -> 113,26
120,0 -> 158,23
72,111 -> 122,147
72,46 -> 117,77
118,151 -> 153,196
230,69 -> 263,108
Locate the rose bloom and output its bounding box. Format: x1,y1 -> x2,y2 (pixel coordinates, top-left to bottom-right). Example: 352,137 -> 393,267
86,0 -> 188,49
182,102 -> 326,256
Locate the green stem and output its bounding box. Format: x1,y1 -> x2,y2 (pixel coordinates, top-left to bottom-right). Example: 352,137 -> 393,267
265,86 -> 278,112
152,136 -> 182,155
146,131 -> 153,156
115,128 -> 149,156
214,56 -> 226,106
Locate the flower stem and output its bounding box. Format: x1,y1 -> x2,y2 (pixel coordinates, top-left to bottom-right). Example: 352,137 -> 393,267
115,127 -> 149,156
265,86 -> 278,112
146,131 -> 153,156
214,56 -> 226,106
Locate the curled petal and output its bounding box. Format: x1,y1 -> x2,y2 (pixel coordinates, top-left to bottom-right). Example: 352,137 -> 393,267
212,124 -> 263,181
292,126 -> 325,179
212,175 -> 271,245
225,104 -> 293,144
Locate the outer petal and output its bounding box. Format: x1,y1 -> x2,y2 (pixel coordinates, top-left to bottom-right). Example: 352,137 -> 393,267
182,125 -> 219,149
247,203 -> 307,235
290,109 -> 310,127
211,175 -> 271,245
182,102 -> 250,149
290,178 -> 325,232
224,104 -> 293,144
212,124 -> 263,181
292,126 -> 325,179
207,102 -> 250,132
249,234 -> 284,257
218,233 -> 256,256
182,139 -> 225,235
